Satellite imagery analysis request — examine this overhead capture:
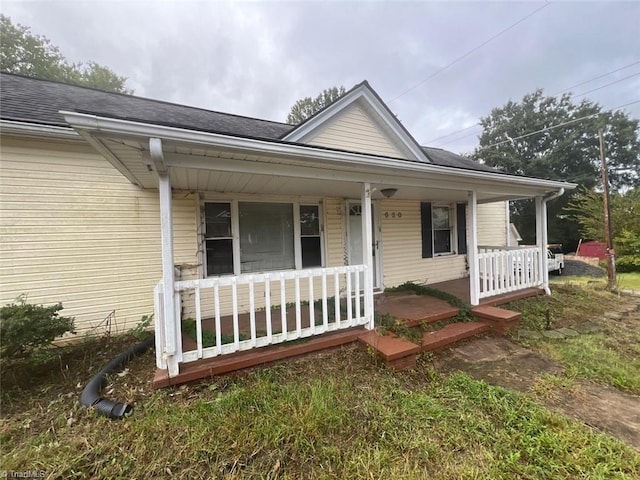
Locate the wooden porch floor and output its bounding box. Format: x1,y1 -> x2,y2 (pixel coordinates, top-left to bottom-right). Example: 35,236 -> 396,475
155,278 -> 543,389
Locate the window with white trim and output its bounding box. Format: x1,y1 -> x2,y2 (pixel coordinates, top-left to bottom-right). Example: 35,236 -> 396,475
204,203 -> 234,275
421,202 -> 463,258
432,205 -> 453,255
300,205 -> 322,268
204,201 -> 323,276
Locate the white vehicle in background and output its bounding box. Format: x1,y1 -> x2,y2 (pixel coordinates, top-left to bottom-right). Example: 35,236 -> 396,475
547,244 -> 564,275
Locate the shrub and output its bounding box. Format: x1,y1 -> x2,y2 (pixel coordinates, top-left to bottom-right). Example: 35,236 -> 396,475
0,296 -> 75,358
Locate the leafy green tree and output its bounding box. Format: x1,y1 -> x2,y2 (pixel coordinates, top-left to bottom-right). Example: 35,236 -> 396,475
567,187 -> 640,271
473,89 -> 640,250
0,15 -> 131,94
287,86 -> 346,124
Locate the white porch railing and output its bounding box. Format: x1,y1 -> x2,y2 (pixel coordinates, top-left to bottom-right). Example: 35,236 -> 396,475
477,246 -> 543,299
154,265 -> 370,369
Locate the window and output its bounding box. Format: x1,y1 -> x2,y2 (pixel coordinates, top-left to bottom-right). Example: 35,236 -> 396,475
204,203 -> 234,275
432,206 -> 453,254
239,202 -> 294,273
421,202 -> 465,258
203,201 -> 323,276
300,205 -> 322,268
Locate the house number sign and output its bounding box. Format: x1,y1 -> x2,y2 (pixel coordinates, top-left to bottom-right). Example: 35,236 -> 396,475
384,212 -> 402,218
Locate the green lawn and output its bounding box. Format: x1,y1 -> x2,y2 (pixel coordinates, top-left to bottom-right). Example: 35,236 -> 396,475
549,272 -> 640,291
618,272 -> 640,290
507,283 -> 640,394
1,285 -> 639,479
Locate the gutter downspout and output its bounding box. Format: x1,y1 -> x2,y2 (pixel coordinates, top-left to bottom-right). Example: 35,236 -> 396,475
541,188 -> 565,294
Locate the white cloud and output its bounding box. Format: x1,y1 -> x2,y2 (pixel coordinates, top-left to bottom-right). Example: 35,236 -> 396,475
1,0 -> 638,152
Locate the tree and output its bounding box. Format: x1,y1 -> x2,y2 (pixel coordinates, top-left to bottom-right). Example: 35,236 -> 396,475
0,15 -> 131,94
473,89 -> 640,250
287,86 -> 346,124
567,187 -> 640,271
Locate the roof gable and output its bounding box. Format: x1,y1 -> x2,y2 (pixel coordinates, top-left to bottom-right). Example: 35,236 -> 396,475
283,82 -> 430,162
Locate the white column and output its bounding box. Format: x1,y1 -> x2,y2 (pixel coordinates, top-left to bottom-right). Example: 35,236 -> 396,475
468,191 -> 480,305
535,196 -> 550,294
361,183 -> 375,329
151,136 -> 181,378
159,174 -> 180,376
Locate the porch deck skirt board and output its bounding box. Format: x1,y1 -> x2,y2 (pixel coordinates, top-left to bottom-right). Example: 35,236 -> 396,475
154,327 -> 365,389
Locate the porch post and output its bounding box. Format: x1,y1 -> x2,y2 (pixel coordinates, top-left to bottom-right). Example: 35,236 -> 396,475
535,196 -> 550,294
151,138 -> 180,377
361,182 -> 375,329
467,191 -> 480,306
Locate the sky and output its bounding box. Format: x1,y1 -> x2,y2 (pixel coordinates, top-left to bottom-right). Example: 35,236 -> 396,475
2,0 -> 639,154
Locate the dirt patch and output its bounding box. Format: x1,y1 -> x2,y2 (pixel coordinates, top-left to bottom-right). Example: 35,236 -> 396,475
434,336 -> 640,451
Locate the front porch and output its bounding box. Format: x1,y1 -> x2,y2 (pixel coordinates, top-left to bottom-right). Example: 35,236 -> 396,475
58,117 -> 568,386
153,276 -> 543,388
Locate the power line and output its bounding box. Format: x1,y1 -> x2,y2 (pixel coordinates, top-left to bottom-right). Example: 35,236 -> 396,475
571,72 -> 640,99
426,123 -> 480,144
429,69 -> 640,147
389,2 -> 550,103
553,59 -> 640,95
477,99 -> 640,152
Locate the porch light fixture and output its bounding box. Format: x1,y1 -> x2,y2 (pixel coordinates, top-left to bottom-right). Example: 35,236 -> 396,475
380,188 -> 398,198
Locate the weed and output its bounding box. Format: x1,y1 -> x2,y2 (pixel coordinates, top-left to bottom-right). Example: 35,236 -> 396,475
181,318 -> 247,347
131,314 -> 153,340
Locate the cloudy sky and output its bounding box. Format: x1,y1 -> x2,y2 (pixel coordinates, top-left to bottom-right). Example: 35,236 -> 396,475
2,1 -> 639,154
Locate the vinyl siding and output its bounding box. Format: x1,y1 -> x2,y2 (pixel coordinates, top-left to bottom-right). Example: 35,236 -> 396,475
0,134 -> 508,338
477,202 -> 508,246
308,104 -> 404,158
379,199 -> 467,288
323,197 -> 346,267
0,136 -> 197,336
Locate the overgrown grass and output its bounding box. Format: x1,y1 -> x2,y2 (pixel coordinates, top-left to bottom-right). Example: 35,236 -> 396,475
1,334 -> 638,479
182,317 -> 247,347
537,334 -> 640,394
375,313 -> 423,344
508,283 -> 640,394
618,272 -> 640,290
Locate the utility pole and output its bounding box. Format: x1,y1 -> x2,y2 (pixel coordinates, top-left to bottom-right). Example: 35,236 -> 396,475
599,129 -> 616,290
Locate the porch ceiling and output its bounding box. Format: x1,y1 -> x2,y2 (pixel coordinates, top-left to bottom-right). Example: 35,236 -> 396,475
97,136 -> 537,202
62,110 -> 572,203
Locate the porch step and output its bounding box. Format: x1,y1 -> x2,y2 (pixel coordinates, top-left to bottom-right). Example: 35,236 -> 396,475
358,330 -> 421,370
472,305 -> 522,334
480,287 -> 544,306
403,307 -> 460,327
153,327 -> 364,389
421,322 -> 490,352
376,292 -> 459,327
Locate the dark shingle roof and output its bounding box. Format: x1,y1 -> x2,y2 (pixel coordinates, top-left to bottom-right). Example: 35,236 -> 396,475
421,146 -> 498,173
0,73 -> 292,140
1,73 -> 497,174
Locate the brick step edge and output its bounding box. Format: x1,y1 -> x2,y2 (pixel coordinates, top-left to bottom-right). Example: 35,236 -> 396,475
471,305 -> 521,322
358,330 -> 421,361
422,322 -> 490,352
401,307 -> 460,327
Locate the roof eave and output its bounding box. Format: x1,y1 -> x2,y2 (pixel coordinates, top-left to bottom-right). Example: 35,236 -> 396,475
60,111 -> 576,193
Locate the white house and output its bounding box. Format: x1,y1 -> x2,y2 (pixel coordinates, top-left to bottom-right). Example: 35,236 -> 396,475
0,73 -> 573,379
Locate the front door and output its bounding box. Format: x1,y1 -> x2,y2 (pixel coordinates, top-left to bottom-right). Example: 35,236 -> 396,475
346,201 -> 381,289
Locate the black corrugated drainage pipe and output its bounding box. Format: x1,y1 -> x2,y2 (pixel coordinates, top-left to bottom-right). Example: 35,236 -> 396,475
80,336 -> 154,419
